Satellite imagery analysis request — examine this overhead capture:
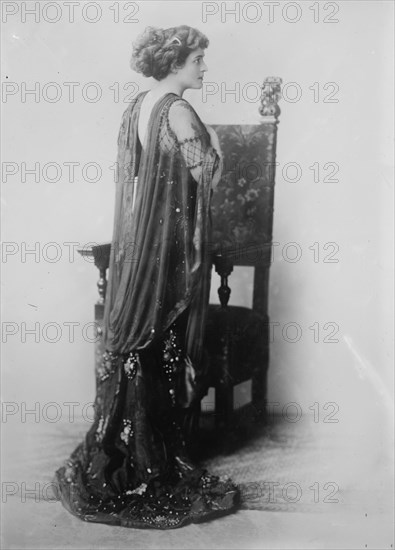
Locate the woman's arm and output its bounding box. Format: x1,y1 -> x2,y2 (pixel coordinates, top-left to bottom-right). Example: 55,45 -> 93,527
203,124 -> 223,190
168,100 -> 223,187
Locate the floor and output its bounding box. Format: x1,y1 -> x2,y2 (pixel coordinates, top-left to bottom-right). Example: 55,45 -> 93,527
1,401 -> 393,550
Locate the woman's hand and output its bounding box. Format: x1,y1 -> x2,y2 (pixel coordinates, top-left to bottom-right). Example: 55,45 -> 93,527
204,124 -> 223,190
211,159 -> 223,191
204,124 -> 223,160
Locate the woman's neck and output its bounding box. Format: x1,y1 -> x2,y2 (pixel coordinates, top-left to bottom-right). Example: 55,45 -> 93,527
150,76 -> 185,98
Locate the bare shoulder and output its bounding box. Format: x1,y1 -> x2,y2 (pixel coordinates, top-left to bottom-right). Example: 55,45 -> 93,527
168,98 -> 204,139
168,97 -> 198,120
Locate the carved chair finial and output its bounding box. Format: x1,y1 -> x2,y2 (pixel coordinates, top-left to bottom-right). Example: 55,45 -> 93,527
259,77 -> 282,118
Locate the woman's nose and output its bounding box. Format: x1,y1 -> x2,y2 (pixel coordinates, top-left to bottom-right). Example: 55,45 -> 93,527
202,61 -> 208,72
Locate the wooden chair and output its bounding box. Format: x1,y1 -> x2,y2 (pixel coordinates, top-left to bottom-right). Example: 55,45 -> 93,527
201,77 -> 282,435
79,76 -> 282,440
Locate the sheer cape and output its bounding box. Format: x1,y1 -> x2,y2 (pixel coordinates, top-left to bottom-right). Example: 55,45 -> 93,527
102,92 -> 221,404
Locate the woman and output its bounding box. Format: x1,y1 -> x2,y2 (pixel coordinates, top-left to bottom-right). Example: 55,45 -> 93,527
54,25 -> 240,529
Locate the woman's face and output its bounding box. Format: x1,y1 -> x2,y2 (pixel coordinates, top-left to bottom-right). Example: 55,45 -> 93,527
175,47 -> 208,90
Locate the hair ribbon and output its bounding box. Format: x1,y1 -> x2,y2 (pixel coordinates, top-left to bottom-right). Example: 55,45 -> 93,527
167,36 -> 181,47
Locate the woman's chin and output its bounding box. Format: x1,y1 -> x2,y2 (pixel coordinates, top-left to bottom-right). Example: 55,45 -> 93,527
185,82 -> 202,91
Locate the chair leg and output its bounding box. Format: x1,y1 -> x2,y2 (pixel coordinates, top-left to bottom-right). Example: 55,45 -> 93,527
251,344 -> 269,423
215,381 -> 233,432
179,404 -> 201,456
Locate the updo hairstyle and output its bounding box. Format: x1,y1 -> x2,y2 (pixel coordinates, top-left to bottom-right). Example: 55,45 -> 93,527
130,25 -> 209,81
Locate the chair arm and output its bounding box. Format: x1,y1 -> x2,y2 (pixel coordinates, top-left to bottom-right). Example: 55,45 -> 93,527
77,242 -> 111,304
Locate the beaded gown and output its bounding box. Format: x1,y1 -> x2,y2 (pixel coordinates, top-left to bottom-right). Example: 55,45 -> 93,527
54,91 -> 240,529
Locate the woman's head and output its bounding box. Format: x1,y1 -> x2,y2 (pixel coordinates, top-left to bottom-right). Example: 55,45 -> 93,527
130,25 -> 209,83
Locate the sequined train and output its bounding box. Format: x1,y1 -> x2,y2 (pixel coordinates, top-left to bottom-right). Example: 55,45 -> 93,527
54,323 -> 240,529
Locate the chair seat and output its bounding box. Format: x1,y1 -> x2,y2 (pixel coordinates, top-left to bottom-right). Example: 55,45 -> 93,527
205,305 -> 269,387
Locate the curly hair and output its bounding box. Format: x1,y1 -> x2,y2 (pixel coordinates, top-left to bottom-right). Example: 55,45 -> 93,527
130,25 -> 209,81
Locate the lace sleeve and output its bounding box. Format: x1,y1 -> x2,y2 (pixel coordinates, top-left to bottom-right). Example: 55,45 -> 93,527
168,99 -> 222,185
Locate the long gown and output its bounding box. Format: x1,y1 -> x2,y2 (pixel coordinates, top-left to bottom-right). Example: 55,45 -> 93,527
54,91 -> 240,529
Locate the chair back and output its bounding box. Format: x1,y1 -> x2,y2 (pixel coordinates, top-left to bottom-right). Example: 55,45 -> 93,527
209,77 -> 282,315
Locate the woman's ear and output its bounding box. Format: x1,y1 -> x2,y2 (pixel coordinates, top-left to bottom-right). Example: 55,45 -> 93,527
171,61 -> 183,74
